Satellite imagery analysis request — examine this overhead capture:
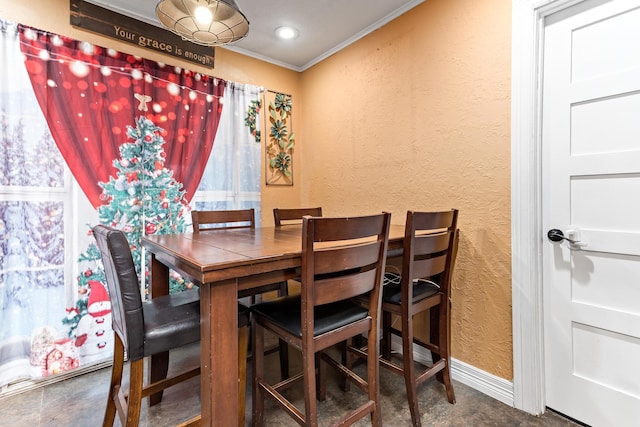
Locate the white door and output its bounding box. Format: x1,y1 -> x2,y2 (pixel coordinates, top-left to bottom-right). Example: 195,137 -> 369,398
542,1 -> 640,426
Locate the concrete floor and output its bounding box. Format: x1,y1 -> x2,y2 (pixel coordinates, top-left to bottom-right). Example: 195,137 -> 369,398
0,342 -> 581,426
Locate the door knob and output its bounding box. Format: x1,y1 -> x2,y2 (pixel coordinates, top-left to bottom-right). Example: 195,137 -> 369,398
547,228 -> 587,247
547,228 -> 571,243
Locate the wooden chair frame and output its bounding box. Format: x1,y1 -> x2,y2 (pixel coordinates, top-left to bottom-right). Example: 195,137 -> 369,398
273,207 -> 323,226
349,209 -> 459,427
192,208 -> 256,232
252,213 -> 391,427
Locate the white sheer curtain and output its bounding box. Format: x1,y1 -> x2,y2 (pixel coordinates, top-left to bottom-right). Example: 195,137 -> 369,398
192,82 -> 262,222
0,19 -> 83,390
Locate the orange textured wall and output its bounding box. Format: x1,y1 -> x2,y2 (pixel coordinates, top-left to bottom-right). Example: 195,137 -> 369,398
300,0 -> 513,379
1,0 -> 303,226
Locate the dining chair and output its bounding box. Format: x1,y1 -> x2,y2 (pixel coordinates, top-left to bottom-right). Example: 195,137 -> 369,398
273,207 -> 323,226
191,209 -> 290,380
273,207 -> 324,293
92,224 -> 250,427
348,209 -> 459,427
191,208 -> 256,232
251,212 -> 391,427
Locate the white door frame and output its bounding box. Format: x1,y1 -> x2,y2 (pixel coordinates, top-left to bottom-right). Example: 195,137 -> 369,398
511,0 -> 590,415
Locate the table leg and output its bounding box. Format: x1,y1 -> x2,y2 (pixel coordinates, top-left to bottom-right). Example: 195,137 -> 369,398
199,279 -> 239,426
148,253 -> 170,406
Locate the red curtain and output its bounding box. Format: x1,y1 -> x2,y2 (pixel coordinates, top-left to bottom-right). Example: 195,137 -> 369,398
18,25 -> 225,207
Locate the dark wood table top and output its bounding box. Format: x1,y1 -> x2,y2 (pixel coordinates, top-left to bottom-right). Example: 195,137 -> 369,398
142,223 -> 406,285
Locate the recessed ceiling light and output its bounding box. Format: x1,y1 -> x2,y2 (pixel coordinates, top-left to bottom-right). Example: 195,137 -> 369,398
275,26 -> 299,40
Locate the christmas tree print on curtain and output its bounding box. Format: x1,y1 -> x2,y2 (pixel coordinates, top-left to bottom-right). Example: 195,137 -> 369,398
19,25 -> 225,209
63,113 -> 192,364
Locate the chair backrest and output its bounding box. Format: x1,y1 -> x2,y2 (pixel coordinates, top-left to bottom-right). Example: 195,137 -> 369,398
402,209 -> 459,302
300,213 -> 391,336
191,209 -> 255,232
273,207 -> 323,226
92,224 -> 145,360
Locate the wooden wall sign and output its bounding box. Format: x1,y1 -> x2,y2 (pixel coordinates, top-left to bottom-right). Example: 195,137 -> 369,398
70,0 -> 215,68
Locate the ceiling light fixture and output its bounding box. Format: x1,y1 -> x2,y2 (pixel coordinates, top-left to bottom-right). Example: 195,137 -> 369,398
275,26 -> 299,40
156,0 -> 249,46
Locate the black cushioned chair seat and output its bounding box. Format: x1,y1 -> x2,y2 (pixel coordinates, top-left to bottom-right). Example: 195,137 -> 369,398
142,289 -> 250,357
383,279 -> 440,305
251,295 -> 369,337
142,292 -> 201,357
149,287 -> 200,308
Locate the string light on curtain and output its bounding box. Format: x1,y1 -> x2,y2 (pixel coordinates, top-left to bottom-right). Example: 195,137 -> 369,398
156,0 -> 249,46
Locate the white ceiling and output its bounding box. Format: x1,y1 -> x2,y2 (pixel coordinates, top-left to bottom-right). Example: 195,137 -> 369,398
85,0 -> 424,72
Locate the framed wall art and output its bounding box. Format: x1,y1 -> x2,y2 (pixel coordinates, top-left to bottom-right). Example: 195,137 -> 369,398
264,90 -> 294,185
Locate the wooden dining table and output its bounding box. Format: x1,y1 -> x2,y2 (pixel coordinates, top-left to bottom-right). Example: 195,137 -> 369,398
141,222 -> 405,426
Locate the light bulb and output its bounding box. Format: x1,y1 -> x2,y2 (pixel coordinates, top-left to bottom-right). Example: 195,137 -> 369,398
194,6 -> 213,25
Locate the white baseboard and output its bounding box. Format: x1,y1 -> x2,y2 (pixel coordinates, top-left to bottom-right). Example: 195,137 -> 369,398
391,336 -> 514,407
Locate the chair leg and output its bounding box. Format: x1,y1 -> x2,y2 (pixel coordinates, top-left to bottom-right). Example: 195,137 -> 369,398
439,302 -> 455,404
247,282 -> 290,382
252,321 -> 265,427
316,352 -> 326,401
270,280 -> 289,381
125,359 -> 145,427
278,338 -> 289,381
402,313 -> 422,427
429,306 -> 444,384
277,281 -> 288,297
341,339 -> 351,392
103,334 -> 124,427
367,321 -> 382,427
149,351 -> 169,406
248,327 -> 289,382
382,311 -> 392,360
238,325 -> 248,427
276,281 -> 290,380
302,345 -> 318,426
441,359 -> 456,405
